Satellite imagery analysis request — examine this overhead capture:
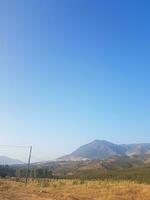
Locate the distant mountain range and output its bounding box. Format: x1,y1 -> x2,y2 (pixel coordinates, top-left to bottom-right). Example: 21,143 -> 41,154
0,156 -> 24,165
58,140 -> 150,161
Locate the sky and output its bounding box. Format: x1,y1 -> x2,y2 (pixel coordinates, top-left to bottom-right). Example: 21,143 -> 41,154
0,0 -> 150,162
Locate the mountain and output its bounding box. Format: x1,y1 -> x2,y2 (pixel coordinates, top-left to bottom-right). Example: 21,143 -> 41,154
37,154 -> 150,179
58,140 -> 150,161
0,156 -> 24,165
123,143 -> 150,156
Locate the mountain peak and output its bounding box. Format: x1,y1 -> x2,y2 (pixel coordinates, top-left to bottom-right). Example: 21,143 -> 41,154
91,140 -> 114,144
58,140 -> 150,161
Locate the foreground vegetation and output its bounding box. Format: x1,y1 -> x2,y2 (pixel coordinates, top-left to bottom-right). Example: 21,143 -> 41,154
0,178 -> 150,200
1,162 -> 150,184
66,165 -> 150,184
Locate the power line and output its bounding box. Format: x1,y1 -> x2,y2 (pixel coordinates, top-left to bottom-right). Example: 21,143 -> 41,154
0,145 -> 31,148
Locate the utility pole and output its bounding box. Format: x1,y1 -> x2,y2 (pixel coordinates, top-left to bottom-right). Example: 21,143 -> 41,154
25,146 -> 32,186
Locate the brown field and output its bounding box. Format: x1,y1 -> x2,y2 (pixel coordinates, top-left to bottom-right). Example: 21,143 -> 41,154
0,179 -> 150,200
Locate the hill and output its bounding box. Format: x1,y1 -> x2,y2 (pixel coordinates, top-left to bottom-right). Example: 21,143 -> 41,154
34,154 -> 150,182
0,156 -> 24,165
58,140 -> 150,161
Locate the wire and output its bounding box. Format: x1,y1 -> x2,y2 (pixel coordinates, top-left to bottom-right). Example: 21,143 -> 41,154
0,145 -> 31,148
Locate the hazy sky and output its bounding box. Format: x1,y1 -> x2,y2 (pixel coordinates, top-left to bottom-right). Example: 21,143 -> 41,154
0,0 -> 150,162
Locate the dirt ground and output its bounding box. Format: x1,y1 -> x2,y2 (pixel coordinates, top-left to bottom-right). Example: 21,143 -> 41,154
0,179 -> 150,200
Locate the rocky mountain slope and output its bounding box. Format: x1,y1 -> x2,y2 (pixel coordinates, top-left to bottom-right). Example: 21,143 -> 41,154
58,140 -> 150,161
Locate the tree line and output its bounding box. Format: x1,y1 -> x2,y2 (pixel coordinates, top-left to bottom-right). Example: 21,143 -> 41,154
0,165 -> 53,178
0,165 -> 16,177
16,167 -> 53,178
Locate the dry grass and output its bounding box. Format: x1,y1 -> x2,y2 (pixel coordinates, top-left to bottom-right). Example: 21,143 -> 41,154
0,179 -> 150,200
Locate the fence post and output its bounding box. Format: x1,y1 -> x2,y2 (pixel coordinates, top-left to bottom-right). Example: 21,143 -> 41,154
25,146 -> 32,186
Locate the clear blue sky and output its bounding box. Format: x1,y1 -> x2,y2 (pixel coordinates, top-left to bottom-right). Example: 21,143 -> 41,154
0,0 -> 150,161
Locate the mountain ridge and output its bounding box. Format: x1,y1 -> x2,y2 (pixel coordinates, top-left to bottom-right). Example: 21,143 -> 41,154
0,156 -> 24,165
58,140 -> 150,161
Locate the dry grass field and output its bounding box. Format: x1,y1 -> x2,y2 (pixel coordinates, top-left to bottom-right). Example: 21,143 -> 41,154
0,179 -> 150,200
